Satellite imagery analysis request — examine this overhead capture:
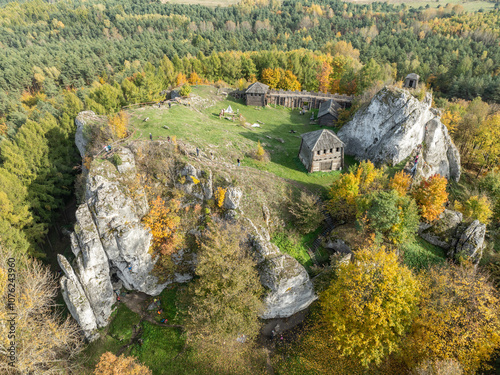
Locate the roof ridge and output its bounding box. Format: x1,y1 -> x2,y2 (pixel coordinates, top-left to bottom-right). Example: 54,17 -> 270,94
311,129 -> 327,151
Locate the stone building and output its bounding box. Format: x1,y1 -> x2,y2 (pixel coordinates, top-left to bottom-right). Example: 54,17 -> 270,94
317,99 -> 342,126
298,129 -> 344,172
404,73 -> 419,89
245,82 -> 269,106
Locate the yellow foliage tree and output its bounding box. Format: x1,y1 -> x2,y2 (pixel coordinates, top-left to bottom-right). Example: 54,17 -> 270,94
215,187 -> 226,208
175,72 -> 187,87
404,266 -> 500,374
389,170 -> 412,196
413,174 -> 448,222
321,246 -> 419,368
94,352 -> 152,375
188,71 -> 202,85
255,140 -> 266,161
142,196 -> 182,256
108,111 -> 128,139
455,195 -> 492,224
317,60 -> 332,93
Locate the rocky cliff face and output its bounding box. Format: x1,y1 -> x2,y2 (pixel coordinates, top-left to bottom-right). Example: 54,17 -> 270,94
59,147 -> 174,341
418,209 -> 486,264
338,87 -> 460,181
247,220 -> 317,319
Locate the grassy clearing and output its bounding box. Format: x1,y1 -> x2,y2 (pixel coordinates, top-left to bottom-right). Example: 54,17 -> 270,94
402,237 -> 446,271
129,322 -> 192,375
128,85 -> 352,193
79,304 -> 141,372
108,304 -> 141,341
271,232 -> 314,271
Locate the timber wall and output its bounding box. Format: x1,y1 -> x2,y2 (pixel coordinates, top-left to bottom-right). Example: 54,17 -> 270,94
231,89 -> 353,109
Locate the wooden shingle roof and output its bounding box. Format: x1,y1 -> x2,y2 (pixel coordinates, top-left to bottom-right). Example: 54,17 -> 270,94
317,99 -> 341,120
245,82 -> 269,94
301,129 -> 344,151
405,73 -> 419,80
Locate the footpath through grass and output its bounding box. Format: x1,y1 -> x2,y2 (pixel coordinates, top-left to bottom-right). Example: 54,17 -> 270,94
128,85 -> 353,193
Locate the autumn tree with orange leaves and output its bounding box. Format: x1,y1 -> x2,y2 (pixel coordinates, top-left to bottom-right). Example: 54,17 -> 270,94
412,175 -> 448,222
390,170 -> 412,196
142,196 -> 182,257
317,60 -> 332,93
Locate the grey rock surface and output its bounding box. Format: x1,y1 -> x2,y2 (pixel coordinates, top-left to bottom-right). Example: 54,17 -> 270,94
61,146 -> 176,340
247,220 -> 317,319
418,209 -> 463,249
224,187 -> 243,210
337,87 -> 460,181
452,220 -> 486,263
58,254 -> 100,342
324,239 -> 351,253
75,111 -> 97,158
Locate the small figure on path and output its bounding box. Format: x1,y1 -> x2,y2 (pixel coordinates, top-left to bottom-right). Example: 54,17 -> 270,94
167,136 -> 171,143
149,133 -> 153,141
196,147 -> 200,157
237,158 -> 240,167
157,309 -> 163,315
160,318 -> 168,324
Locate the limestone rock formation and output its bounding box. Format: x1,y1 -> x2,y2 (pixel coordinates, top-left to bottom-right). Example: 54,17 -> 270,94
337,87 -> 460,181
418,209 -> 463,249
247,220 -> 317,319
224,187 -> 243,210
418,210 -> 486,264
57,255 -> 100,342
75,111 -> 104,158
59,146 -> 174,341
451,220 -> 486,263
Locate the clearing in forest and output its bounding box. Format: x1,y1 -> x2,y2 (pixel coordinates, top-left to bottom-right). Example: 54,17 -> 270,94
127,85 -> 355,193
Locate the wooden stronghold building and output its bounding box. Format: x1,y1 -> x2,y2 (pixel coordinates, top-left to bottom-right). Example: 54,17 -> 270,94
317,99 -> 342,126
404,73 -> 419,89
238,82 -> 353,113
298,129 -> 344,173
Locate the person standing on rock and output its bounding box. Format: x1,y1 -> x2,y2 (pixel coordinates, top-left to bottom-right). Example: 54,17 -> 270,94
237,158 -> 240,167
149,133 -> 153,141
196,147 -> 200,157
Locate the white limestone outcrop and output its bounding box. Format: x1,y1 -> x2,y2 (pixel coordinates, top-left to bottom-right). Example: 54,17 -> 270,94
59,146 -> 171,341
337,87 -> 460,181
247,220 -> 317,319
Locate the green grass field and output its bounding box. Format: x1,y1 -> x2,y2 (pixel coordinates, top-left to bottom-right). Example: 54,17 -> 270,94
128,85 -> 352,193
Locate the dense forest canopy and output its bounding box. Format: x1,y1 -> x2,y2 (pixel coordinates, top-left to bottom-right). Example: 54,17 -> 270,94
0,0 -> 499,103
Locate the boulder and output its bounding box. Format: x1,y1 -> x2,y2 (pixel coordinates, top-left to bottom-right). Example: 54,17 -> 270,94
224,187 -> 243,210
324,239 -> 351,253
337,87 -> 460,181
418,210 -> 463,249
451,220 -> 486,263
247,220 -> 317,319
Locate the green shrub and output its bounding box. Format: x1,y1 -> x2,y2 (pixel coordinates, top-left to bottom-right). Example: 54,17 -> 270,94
111,153 -> 122,166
